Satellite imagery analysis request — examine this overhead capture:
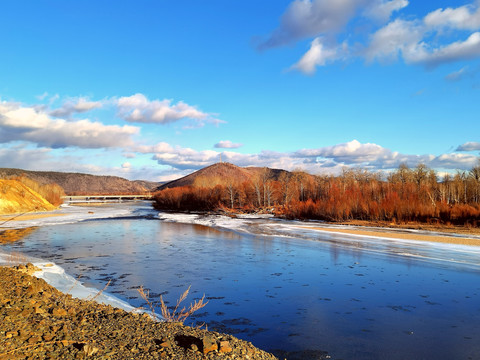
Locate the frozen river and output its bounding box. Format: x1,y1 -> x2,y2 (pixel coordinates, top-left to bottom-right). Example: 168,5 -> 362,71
1,202 -> 480,359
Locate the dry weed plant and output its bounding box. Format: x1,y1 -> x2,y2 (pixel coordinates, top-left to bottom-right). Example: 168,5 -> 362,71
5,251 -> 29,266
137,285 -> 208,323
88,279 -> 112,302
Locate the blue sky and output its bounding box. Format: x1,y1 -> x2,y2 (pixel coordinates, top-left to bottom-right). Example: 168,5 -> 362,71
1,0 -> 479,181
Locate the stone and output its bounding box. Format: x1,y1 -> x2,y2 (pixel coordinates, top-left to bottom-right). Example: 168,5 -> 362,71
43,333 -> 55,341
35,305 -> 46,314
52,308 -> 68,316
219,340 -> 233,353
60,339 -> 70,347
82,344 -> 99,356
28,335 -> 42,344
202,335 -> 218,354
5,331 -> 17,338
160,340 -> 171,348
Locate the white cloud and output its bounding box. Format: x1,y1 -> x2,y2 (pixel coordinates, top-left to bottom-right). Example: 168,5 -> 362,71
424,2 -> 480,30
263,0 -> 480,73
134,142 -> 174,154
457,141 -> 480,151
116,93 -> 223,126
0,145 -> 110,175
214,140 -> 243,149
258,0 -> 364,50
291,37 -> 344,74
3,136 -> 477,181
365,19 -> 424,63
138,139 -> 479,174
294,140 -> 392,164
0,101 -> 138,149
50,97 -> 103,118
153,147 -> 221,170
364,0 -> 409,22
430,153 -> 480,168
36,92 -> 49,101
0,146 -> 55,171
445,66 -> 468,81
414,32 -> 480,67
122,152 -> 137,159
365,17 -> 480,67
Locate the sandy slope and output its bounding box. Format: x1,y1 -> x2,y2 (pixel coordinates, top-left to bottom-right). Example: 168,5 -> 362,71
0,179 -> 55,215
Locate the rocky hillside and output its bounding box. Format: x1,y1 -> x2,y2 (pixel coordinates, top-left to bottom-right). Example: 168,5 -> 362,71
0,179 -> 56,215
0,168 -> 161,196
157,163 -> 288,191
0,264 -> 279,360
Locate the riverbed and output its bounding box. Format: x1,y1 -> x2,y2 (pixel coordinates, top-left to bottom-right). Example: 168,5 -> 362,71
1,202 -> 479,360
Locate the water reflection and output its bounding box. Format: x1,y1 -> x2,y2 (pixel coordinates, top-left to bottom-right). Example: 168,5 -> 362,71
1,217 -> 480,359
0,227 -> 38,244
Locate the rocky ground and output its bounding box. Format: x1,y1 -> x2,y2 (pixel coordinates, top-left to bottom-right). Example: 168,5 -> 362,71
0,264 -> 279,360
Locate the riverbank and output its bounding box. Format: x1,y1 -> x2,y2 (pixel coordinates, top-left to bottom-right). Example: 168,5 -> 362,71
302,226 -> 480,246
224,210 -> 480,247
0,264 -> 278,360
4,205 -> 480,247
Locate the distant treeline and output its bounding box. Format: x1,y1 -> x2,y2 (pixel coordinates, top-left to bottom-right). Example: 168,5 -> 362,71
153,163 -> 480,227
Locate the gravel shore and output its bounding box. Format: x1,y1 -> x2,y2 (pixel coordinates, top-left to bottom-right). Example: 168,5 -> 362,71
0,264 -> 278,360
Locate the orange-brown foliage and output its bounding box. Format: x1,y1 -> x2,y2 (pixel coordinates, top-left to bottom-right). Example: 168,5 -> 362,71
13,175 -> 65,206
154,163 -> 480,227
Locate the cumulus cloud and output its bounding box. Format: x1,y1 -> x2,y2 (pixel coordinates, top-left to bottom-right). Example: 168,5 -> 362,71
291,37 -> 345,73
261,0 -> 480,73
0,146 -> 56,171
0,101 -> 138,149
49,97 -> 103,118
366,21 -> 480,67
294,140 -> 391,164
134,142 -> 175,154
153,147 -> 221,170
0,145 -> 110,175
364,1 -> 480,68
214,140 -> 243,149
116,93 -> 223,126
258,0 -> 364,50
418,32 -> 480,67
137,139 -> 479,174
430,153 -> 480,168
365,19 -> 424,63
457,141 -> 480,151
424,2 -> 480,30
3,134 -> 476,181
364,0 -> 409,22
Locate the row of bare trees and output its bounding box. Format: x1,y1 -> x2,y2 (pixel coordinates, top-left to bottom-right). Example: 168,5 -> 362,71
154,163 -> 480,227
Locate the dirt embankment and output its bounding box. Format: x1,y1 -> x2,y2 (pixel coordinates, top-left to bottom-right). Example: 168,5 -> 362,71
0,264 -> 278,360
0,179 -> 55,215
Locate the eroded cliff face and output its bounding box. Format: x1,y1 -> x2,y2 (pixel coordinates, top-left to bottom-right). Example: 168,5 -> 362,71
0,179 -> 56,215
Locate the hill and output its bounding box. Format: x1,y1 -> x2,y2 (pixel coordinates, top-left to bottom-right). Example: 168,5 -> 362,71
157,162 -> 288,191
0,168 -> 162,196
0,179 -> 56,215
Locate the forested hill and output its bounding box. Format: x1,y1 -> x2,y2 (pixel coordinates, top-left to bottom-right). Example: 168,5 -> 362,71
0,168 -> 161,196
156,162 -> 288,191
154,162 -> 480,227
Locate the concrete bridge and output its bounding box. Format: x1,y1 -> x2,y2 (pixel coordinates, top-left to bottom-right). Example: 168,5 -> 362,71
62,194 -> 153,203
